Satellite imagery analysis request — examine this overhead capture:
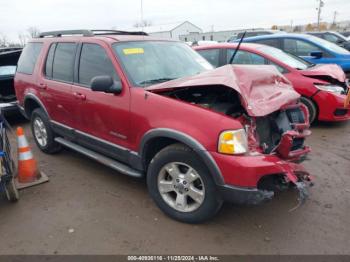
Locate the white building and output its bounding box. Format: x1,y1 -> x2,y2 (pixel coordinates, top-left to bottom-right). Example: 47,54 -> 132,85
139,21 -> 203,40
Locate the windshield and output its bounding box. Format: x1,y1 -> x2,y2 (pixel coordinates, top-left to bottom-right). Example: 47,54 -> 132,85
0,65 -> 16,76
257,45 -> 312,70
112,41 -> 213,87
306,35 -> 350,54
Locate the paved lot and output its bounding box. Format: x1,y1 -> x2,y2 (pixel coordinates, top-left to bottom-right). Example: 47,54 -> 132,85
0,117 -> 349,255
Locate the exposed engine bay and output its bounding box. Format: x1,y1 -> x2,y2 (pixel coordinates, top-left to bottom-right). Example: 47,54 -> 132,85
163,85 -> 245,118
162,85 -> 309,158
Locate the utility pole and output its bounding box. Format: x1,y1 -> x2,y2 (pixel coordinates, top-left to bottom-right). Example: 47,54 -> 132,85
140,0 -> 144,30
317,0 -> 325,31
332,11 -> 338,26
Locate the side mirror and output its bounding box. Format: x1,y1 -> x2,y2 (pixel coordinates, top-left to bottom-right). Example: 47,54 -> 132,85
91,76 -> 122,94
310,51 -> 323,59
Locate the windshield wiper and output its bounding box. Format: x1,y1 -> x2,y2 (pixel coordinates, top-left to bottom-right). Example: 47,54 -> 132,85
138,78 -> 176,85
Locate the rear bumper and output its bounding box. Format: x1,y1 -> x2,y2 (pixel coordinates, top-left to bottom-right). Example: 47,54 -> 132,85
313,91 -> 350,121
0,101 -> 19,115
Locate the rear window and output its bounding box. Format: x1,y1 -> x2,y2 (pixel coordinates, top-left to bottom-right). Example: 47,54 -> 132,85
52,43 -> 77,82
17,42 -> 43,74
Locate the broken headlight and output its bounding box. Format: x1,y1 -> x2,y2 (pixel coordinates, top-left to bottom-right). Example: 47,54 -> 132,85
314,84 -> 344,94
218,129 -> 248,155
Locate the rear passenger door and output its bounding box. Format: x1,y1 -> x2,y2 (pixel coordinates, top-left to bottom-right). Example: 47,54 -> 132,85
42,42 -> 78,130
71,42 -> 131,162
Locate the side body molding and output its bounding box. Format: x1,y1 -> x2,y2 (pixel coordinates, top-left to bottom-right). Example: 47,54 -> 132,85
139,128 -> 225,185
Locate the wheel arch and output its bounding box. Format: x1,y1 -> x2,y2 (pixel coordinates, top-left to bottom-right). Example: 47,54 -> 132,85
23,94 -> 49,119
139,128 -> 225,185
300,95 -> 319,122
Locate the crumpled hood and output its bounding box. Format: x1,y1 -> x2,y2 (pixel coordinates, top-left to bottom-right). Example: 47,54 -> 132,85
146,65 -> 300,117
301,64 -> 346,83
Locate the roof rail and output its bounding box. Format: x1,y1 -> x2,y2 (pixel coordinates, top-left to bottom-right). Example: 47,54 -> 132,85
39,30 -> 94,38
91,30 -> 148,36
38,29 -> 148,38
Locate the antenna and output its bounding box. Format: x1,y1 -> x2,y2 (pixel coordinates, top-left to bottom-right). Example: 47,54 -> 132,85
229,31 -> 246,64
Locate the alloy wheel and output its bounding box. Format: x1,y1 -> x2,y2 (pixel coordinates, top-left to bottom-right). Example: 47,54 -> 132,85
33,117 -> 48,147
157,162 -> 205,212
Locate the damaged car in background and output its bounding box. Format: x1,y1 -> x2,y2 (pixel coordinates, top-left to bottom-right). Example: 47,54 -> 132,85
0,47 -> 22,114
195,43 -> 350,123
15,33 -> 313,223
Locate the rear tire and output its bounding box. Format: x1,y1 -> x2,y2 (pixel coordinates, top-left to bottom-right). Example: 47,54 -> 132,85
300,97 -> 317,124
31,108 -> 62,154
5,178 -> 19,202
147,143 -> 223,223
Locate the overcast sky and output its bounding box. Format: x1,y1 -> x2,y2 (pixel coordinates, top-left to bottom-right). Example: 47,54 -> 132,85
1,0 -> 349,42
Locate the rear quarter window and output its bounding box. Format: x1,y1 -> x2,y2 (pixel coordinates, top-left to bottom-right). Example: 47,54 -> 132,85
17,42 -> 43,75
52,43 -> 77,82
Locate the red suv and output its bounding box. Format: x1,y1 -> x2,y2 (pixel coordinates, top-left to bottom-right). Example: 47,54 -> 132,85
15,30 -> 313,223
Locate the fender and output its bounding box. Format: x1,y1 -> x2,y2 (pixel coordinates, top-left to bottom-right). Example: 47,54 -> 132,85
23,93 -> 49,118
140,128 -> 225,185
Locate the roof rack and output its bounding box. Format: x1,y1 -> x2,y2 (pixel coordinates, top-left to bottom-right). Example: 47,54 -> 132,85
38,29 -> 148,38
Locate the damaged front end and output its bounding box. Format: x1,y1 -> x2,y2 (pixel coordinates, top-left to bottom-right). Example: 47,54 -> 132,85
236,102 -> 314,208
146,65 -> 314,207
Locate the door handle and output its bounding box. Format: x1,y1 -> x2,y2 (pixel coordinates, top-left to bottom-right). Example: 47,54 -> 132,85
73,92 -> 86,100
38,83 -> 47,90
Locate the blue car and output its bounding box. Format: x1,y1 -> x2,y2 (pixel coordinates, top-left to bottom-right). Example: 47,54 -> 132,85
232,33 -> 350,76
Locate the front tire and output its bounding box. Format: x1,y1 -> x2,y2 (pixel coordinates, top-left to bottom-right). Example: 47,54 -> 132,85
31,108 -> 62,154
147,143 -> 223,223
300,97 -> 317,124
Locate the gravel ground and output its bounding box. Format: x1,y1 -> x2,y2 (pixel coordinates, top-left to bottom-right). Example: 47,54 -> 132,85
0,117 -> 349,255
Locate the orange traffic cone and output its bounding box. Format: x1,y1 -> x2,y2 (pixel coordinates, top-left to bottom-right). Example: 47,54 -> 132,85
16,127 -> 49,189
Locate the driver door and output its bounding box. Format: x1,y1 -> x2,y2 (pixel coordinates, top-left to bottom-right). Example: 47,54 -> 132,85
72,42 -> 131,163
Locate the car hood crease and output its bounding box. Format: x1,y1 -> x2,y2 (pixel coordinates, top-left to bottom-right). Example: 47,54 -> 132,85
146,65 -> 300,117
301,64 -> 346,83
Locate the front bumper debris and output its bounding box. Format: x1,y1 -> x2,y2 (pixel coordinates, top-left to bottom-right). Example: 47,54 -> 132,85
218,160 -> 313,207
218,184 -> 274,205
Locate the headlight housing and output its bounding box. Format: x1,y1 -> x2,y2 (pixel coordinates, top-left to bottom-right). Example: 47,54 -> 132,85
218,129 -> 248,155
314,84 -> 344,94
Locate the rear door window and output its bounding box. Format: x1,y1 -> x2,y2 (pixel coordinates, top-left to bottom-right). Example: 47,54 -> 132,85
227,50 -> 266,65
52,43 -> 77,82
78,43 -> 119,86
283,39 -> 322,56
17,42 -> 43,74
255,39 -> 281,49
197,49 -> 221,67
45,43 -> 56,78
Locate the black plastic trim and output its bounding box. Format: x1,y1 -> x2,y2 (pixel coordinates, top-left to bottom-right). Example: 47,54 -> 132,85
23,93 -> 49,119
139,128 -> 225,185
218,184 -> 274,205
